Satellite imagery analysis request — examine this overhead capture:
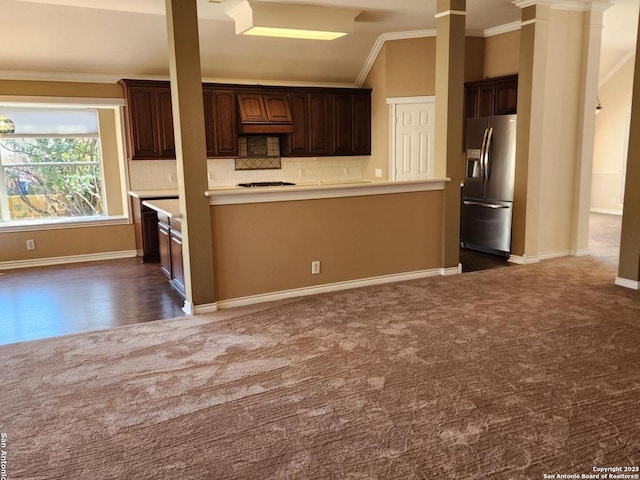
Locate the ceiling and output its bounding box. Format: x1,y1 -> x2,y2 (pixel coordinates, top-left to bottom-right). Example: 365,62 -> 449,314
0,0 -> 637,86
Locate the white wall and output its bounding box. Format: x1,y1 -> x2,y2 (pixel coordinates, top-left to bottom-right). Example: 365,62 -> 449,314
592,55 -> 635,215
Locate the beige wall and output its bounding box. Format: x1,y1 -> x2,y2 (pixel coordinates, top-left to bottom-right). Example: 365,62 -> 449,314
0,80 -> 123,98
0,225 -> 134,263
484,30 -> 521,78
386,38 -> 437,98
363,47 -> 388,181
363,36 -> 485,181
592,56 -> 634,214
465,37 -> 485,82
0,81 -> 135,265
362,38 -> 437,181
211,191 -> 444,301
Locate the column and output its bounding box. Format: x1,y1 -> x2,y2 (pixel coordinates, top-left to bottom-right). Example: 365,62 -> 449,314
510,3 -> 550,264
165,0 -> 216,313
570,5 -> 607,256
617,7 -> 640,289
435,0 -> 466,271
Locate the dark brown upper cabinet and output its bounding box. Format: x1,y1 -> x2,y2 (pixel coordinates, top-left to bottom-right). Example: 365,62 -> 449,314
120,80 -> 176,160
332,93 -> 371,156
282,92 -> 333,157
352,93 -> 372,155
465,74 -> 518,119
203,88 -> 238,157
121,80 -> 237,159
120,80 -> 371,160
281,90 -> 370,157
237,93 -> 293,134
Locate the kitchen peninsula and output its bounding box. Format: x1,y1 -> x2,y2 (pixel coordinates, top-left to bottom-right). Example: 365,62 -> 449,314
142,198 -> 185,297
206,179 -> 450,307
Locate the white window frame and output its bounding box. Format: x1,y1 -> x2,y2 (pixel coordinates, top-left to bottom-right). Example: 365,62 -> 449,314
0,97 -> 129,232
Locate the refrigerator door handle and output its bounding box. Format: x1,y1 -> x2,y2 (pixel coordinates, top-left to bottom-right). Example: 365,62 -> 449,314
463,200 -> 510,209
479,127 -> 489,173
484,127 -> 494,183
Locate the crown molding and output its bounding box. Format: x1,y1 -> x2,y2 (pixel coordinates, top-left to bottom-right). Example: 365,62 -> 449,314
354,29 -> 436,87
354,19 -> 529,87
513,0 -> 612,11
599,50 -> 635,88
484,21 -> 522,37
434,10 -> 467,19
0,69 -> 355,89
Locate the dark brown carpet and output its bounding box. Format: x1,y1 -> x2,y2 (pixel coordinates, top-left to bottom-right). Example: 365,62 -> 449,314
1,255 -> 639,479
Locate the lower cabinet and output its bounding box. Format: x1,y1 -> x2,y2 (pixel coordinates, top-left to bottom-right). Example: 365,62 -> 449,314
130,194 -> 178,263
158,220 -> 172,278
157,214 -> 185,297
170,226 -> 185,295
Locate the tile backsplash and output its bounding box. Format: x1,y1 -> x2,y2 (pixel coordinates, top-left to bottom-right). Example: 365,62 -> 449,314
128,160 -> 178,191
207,156 -> 366,187
128,156 -> 367,191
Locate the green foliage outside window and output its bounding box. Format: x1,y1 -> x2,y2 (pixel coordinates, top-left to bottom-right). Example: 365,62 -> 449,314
1,138 -> 104,220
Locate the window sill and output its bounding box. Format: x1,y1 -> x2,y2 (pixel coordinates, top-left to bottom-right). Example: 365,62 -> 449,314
0,215 -> 130,233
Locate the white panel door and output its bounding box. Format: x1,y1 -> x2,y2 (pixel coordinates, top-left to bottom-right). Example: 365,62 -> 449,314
393,102 -> 435,181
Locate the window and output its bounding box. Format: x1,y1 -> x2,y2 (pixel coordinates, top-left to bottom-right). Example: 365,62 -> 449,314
0,107 -> 106,223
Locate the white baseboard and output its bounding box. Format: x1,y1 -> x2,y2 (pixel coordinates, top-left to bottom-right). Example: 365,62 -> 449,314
615,277 -> 640,290
216,267 -> 445,310
508,254 -> 540,265
182,301 -> 218,316
571,248 -> 590,257
440,263 -> 462,276
0,250 -> 137,271
590,208 -> 623,216
538,250 -> 570,261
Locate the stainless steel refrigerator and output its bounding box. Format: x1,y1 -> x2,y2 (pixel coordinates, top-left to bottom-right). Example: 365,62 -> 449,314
461,114 -> 517,256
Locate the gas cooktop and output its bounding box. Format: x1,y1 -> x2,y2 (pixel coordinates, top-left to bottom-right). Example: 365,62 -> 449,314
237,181 -> 296,188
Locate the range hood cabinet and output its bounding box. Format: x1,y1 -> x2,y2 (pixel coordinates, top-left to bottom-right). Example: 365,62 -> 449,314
237,93 -> 294,134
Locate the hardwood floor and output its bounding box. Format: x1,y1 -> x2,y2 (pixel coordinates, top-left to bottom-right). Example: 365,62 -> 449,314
460,247 -> 509,273
460,212 -> 622,273
0,214 -> 623,346
0,259 -> 185,345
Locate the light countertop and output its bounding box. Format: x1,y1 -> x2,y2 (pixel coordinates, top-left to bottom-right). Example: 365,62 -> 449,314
142,199 -> 182,219
205,179 -> 450,206
129,189 -> 179,199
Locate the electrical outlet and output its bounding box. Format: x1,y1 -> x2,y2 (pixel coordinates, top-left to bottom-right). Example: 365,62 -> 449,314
311,260 -> 321,275
375,168 -> 383,178
169,173 -> 177,184
26,239 -> 36,251
208,172 -> 215,182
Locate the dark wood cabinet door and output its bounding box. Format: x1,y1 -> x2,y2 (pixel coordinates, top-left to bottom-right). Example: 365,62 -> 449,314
128,87 -> 160,159
352,94 -> 371,155
333,94 -> 353,155
237,93 -> 268,123
466,86 -> 480,119
156,88 -> 176,157
141,207 -> 160,262
465,75 -> 518,119
158,221 -> 171,279
478,84 -> 495,117
494,79 -> 518,115
213,90 -> 238,157
308,93 -> 332,155
263,94 -> 293,123
170,230 -> 185,295
202,89 -> 216,157
283,93 -> 309,156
